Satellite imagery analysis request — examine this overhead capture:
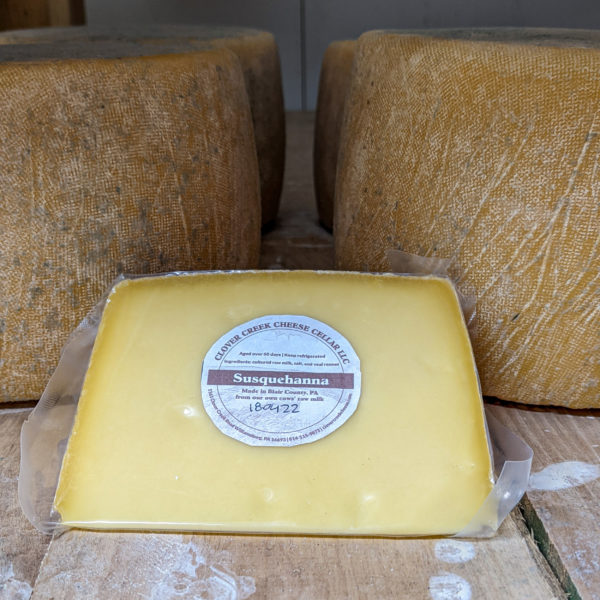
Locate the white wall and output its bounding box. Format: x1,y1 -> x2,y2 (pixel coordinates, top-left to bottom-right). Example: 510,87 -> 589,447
85,0 -> 600,110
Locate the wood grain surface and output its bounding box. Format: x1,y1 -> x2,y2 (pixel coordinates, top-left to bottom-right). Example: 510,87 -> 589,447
490,403 -> 600,600
0,409 -> 51,599
27,516 -> 564,599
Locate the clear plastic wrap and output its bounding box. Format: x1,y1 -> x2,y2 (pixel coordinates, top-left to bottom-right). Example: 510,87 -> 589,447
456,410 -> 533,537
387,249 -> 477,334
386,249 -> 533,536
19,270 -> 532,537
19,277 -> 121,533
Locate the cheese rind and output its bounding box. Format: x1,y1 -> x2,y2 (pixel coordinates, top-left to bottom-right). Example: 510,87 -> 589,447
335,29 -> 600,408
0,44 -> 260,402
314,40 -> 356,230
54,271 -> 492,536
0,25 -> 285,226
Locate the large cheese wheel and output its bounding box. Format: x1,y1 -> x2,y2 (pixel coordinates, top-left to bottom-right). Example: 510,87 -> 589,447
335,29 -> 600,409
313,40 -> 356,231
0,42 -> 261,402
0,25 -> 285,226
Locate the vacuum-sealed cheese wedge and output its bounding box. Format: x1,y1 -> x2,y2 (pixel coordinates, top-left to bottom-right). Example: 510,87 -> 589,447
54,271 -> 493,536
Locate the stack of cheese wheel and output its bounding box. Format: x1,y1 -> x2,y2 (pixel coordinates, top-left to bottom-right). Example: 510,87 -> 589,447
0,40 -> 261,402
333,29 -> 600,409
0,25 -> 285,226
313,40 -> 356,230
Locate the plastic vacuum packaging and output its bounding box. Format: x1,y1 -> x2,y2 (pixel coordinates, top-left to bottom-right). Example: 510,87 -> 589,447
19,269 -> 532,537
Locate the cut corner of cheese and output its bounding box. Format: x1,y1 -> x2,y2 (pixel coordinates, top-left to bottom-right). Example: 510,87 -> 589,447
53,270 -> 493,536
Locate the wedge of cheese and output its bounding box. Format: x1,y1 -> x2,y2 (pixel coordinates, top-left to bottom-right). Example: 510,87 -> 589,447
0,42 -> 260,402
54,271 -> 492,536
335,29 -> 600,408
0,25 -> 285,226
314,40 -> 356,231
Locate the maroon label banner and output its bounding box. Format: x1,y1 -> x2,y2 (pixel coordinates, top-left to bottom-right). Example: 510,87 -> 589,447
207,369 -> 354,389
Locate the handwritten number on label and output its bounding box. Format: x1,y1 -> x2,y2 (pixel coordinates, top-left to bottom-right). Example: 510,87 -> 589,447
249,402 -> 300,414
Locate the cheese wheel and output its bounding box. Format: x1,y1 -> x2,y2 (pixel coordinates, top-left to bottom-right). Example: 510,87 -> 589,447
314,40 -> 356,231
335,29 -> 600,408
0,25 -> 285,226
0,42 -> 261,402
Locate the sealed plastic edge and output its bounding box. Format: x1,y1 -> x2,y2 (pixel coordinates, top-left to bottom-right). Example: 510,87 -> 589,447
455,409 -> 533,537
18,269 -> 530,536
386,249 -> 477,331
18,275 -> 125,534
385,249 -> 534,536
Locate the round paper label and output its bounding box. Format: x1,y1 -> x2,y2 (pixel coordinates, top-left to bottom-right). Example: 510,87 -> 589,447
201,315 -> 361,446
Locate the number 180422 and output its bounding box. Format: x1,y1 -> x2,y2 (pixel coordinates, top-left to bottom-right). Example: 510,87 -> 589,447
249,402 -> 299,414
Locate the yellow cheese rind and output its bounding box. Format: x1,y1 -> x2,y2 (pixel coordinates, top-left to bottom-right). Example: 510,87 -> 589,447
335,29 -> 600,408
54,271 -> 492,536
0,25 -> 285,226
0,46 -> 261,402
314,40 -> 356,230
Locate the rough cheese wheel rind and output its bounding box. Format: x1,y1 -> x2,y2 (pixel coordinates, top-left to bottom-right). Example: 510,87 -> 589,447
208,30 -> 284,225
335,29 -> 600,409
318,29 -> 600,235
313,40 -> 356,231
0,44 -> 261,402
0,25 -> 284,226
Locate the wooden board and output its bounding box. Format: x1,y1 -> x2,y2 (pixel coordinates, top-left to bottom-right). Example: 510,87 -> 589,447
490,404 -> 600,600
29,515 -> 564,599
0,409 -> 51,599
